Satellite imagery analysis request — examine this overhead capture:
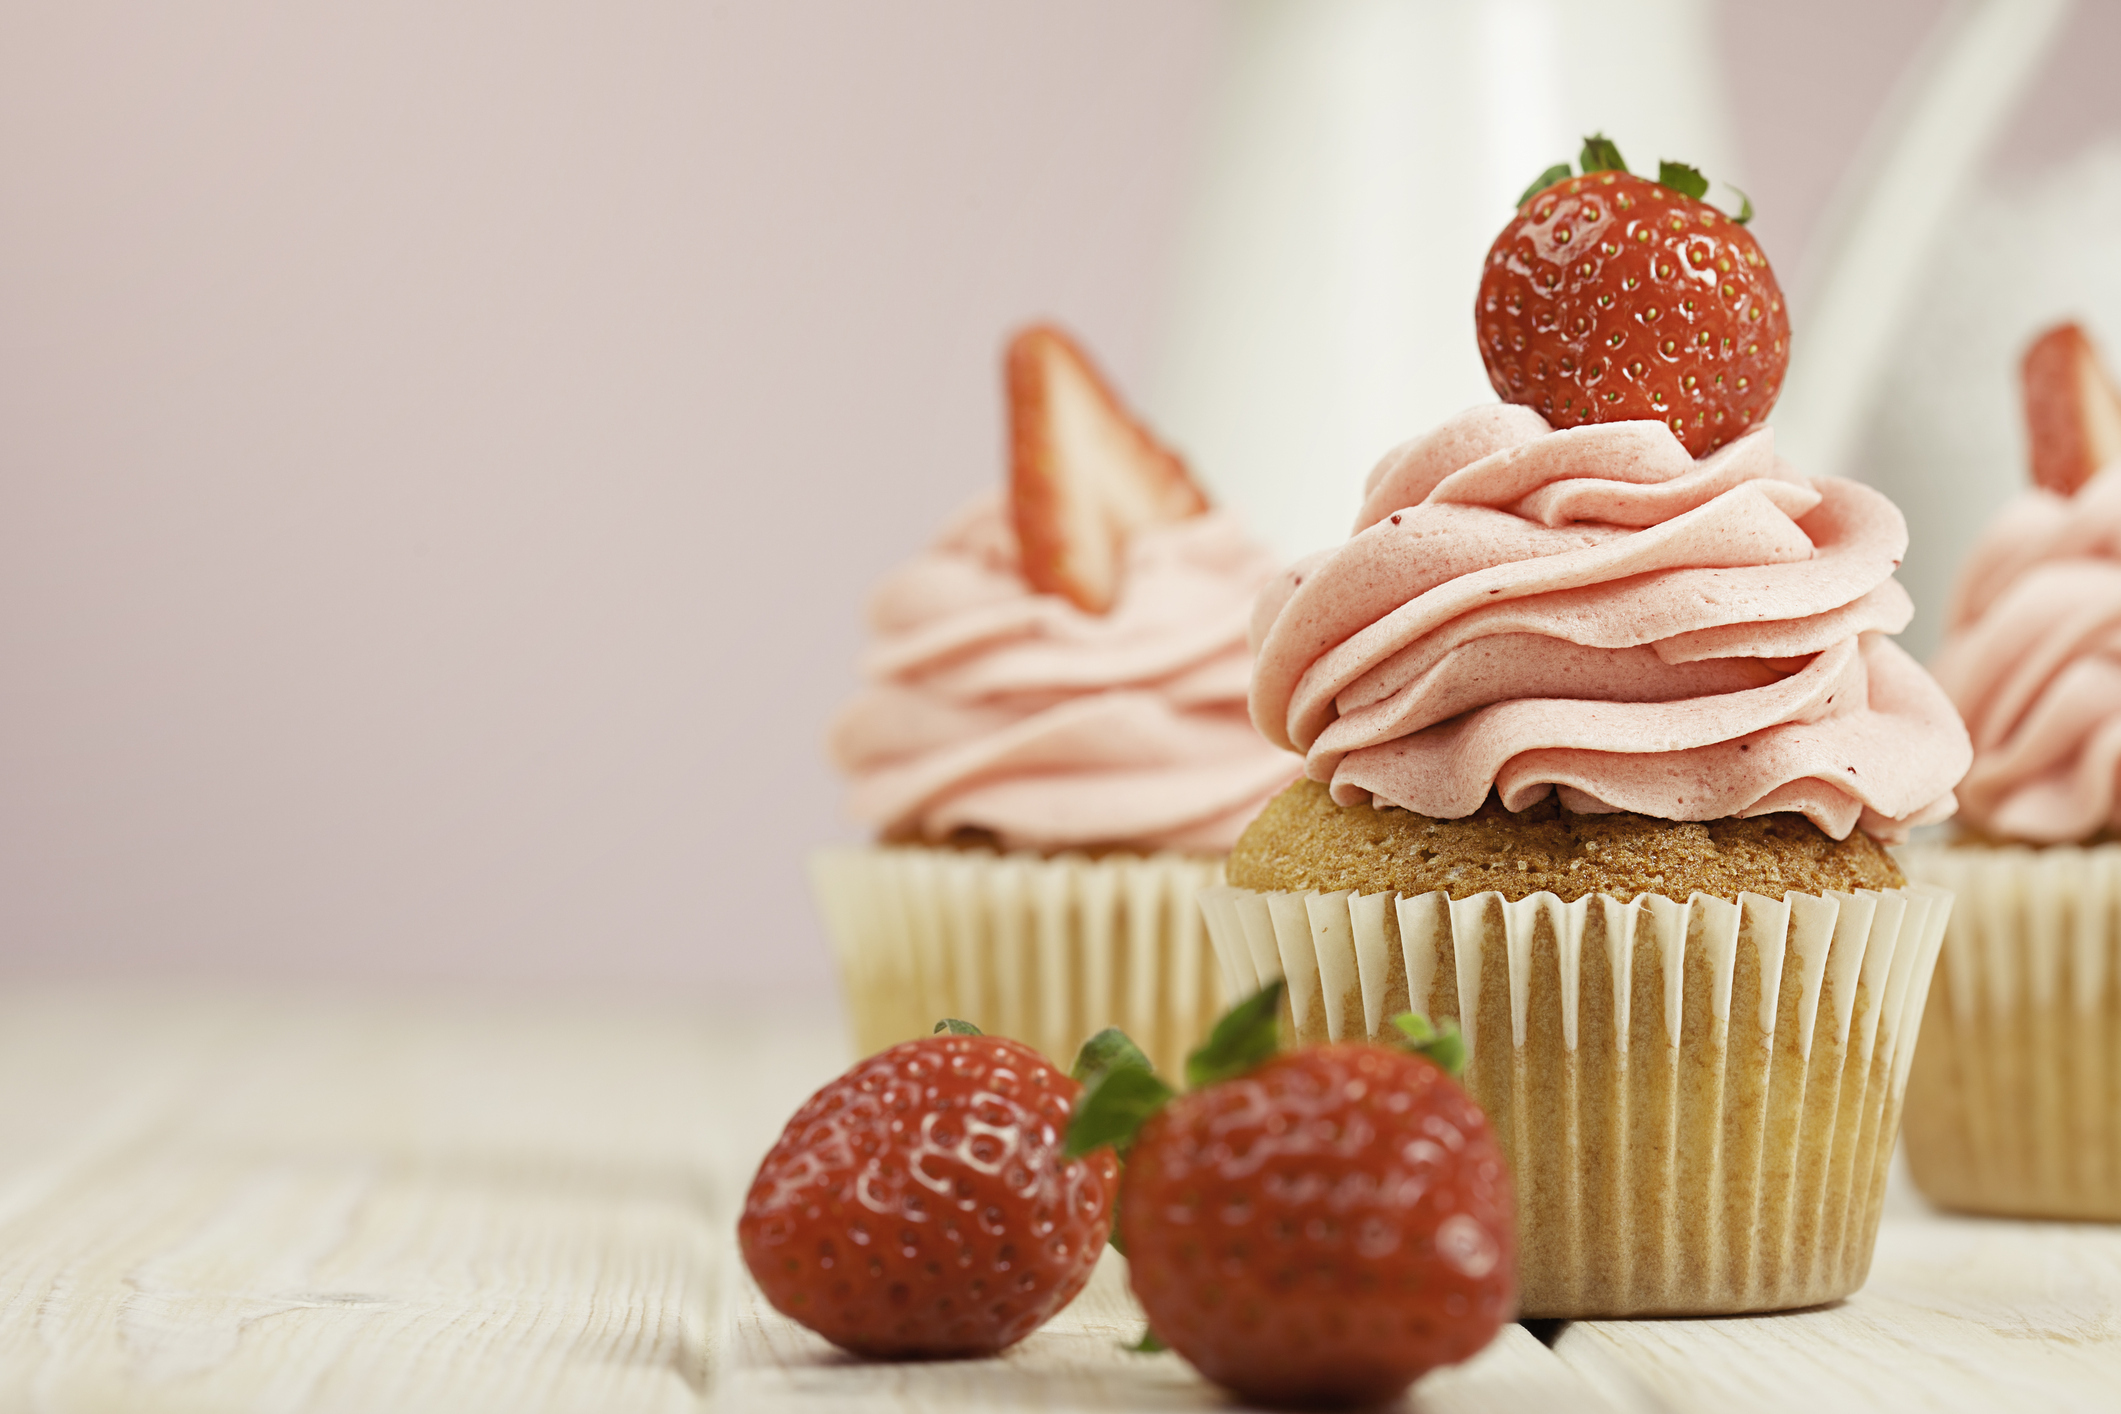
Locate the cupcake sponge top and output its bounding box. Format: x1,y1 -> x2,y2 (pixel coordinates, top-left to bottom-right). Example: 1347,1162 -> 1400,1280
1227,779 -> 1904,903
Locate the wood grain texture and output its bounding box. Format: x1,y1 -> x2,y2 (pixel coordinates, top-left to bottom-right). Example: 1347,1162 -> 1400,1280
1555,1164 -> 2121,1413
3,988 -> 2119,1412
710,1247 -> 1624,1413
0,988 -> 843,1414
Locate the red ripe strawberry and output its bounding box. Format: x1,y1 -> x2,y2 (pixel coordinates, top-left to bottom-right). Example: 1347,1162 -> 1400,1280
1066,989 -> 1516,1409
1121,1043 -> 1515,1408
739,1027 -> 1120,1358
2022,320 -> 2121,496
1477,136 -> 1789,457
1008,325 -> 1208,614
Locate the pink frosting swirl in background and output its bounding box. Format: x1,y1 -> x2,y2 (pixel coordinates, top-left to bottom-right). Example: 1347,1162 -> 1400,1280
1248,406 -> 1968,843
1933,470 -> 2121,841
831,495 -> 1300,852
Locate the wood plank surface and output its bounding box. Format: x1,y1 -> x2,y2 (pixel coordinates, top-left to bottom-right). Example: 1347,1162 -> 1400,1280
0,988 -> 843,1414
1554,1166 -> 2121,1414
0,987 -> 2116,1412
709,1245 -> 1622,1414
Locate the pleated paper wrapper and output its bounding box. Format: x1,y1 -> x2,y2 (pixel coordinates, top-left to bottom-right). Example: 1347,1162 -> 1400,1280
809,845 -> 1228,1081
1897,844 -> 2121,1221
1198,881 -> 1952,1318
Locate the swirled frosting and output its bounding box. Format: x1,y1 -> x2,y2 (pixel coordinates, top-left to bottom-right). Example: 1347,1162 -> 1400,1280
831,495 -> 1300,852
1932,468 -> 2121,841
1248,407 -> 1968,843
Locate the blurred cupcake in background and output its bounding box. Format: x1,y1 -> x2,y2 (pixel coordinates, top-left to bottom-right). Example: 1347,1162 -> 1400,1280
812,326 -> 1298,1078
1899,321 -> 2121,1221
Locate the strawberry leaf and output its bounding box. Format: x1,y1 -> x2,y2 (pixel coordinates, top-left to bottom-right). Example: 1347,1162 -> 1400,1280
1066,1028 -> 1168,1252
1071,1027 -> 1156,1088
1125,1328 -> 1168,1354
1388,1012 -> 1467,1077
1729,184 -> 1756,225
1518,162 -> 1572,206
1063,1063 -> 1176,1160
1656,160 -> 1709,202
932,1018 -> 984,1036
1184,979 -> 1285,1090
1578,133 -> 1628,175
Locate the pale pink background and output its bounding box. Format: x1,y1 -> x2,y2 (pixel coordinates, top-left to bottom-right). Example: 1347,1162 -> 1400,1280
0,1 -> 2112,1001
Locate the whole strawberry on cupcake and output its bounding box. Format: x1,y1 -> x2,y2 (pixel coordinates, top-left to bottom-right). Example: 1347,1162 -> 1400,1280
1200,135 -> 1972,1317
814,326 -> 1300,1081
1899,321 -> 2121,1222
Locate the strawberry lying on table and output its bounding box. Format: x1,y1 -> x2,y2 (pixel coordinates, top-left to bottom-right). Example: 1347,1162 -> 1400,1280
1067,984 -> 1518,1409
737,990 -> 1516,1407
737,1022 -> 1119,1358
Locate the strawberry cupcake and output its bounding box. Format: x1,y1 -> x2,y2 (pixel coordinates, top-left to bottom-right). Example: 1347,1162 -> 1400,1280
812,326 -> 1299,1080
1896,321 -> 2121,1222
1198,139 -> 1971,1317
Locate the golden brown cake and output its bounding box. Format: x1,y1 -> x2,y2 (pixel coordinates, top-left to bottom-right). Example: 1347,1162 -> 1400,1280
1229,780 -> 1904,902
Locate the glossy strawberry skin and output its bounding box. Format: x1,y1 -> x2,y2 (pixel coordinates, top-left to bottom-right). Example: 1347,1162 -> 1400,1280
1477,170 -> 1789,457
738,1034 -> 1119,1358
1121,1044 -> 1515,1409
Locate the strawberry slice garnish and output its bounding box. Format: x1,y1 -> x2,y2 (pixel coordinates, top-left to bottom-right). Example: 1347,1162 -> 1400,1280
2021,321 -> 2121,496
1007,325 -> 1208,614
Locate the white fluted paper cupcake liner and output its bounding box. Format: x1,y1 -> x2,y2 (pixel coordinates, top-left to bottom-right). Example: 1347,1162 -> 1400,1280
1896,844 -> 2121,1220
1198,881 -> 1951,1317
810,845 -> 1228,1081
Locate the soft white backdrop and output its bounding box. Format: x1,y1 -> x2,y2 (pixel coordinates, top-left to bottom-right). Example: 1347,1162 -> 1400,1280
1,0 -> 2112,1001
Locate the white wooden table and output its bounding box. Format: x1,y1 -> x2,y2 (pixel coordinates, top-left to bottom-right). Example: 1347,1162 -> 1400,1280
0,987 -> 2115,1413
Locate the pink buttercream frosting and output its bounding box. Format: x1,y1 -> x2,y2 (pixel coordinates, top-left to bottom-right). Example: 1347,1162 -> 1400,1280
831,494 -> 1300,852
1932,467 -> 2121,841
1247,407 -> 1969,843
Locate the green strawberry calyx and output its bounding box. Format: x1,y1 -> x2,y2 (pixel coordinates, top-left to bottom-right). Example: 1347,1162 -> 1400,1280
1387,1012 -> 1468,1077
1579,132 -> 1627,175
1061,979 -> 1281,1162
1063,981 -> 1479,1157
932,1018 -> 984,1036
1656,159 -> 1708,201
1062,979 -> 1284,1350
1518,133 -> 1754,224
1184,979 -> 1286,1089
